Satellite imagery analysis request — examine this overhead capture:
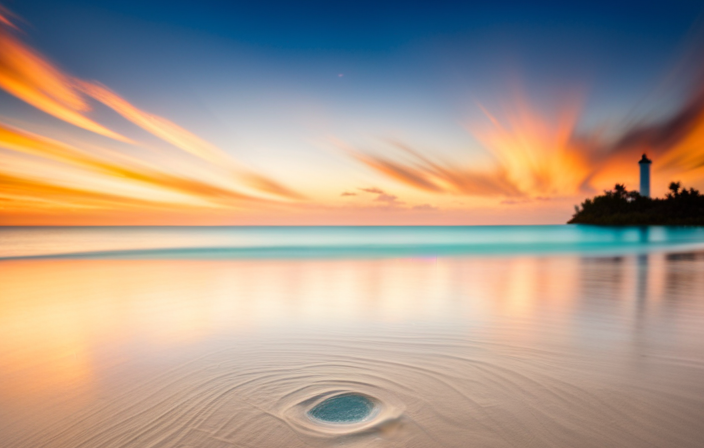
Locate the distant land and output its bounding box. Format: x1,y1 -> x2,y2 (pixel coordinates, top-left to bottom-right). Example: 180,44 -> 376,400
569,182 -> 704,226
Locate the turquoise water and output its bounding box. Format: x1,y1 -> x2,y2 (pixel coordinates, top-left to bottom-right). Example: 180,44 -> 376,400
308,394 -> 376,424
2,225 -> 704,259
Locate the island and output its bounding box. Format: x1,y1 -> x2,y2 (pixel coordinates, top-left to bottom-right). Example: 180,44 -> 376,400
568,182 -> 704,225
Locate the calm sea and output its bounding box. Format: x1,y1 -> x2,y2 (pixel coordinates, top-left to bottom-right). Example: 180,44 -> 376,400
1,225 -> 704,447
3,225 -> 704,259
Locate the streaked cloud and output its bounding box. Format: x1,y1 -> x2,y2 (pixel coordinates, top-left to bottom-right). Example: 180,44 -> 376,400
0,16 -> 129,141
343,76 -> 704,200
0,171 -> 166,211
607,85 -> 704,171
76,81 -> 234,166
0,5 -> 17,29
359,187 -> 384,194
359,187 -> 404,206
0,124 -> 266,206
0,7 -> 303,221
77,81 -> 305,200
412,204 -> 437,211
343,141 -> 527,198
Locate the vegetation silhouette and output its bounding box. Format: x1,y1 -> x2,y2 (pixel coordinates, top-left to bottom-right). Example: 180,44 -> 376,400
569,182 -> 704,225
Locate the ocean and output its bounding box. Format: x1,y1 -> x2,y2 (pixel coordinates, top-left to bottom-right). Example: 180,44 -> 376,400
1,225 -> 704,447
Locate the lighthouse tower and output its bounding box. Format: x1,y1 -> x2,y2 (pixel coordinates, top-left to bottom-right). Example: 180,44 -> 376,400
639,154 -> 652,197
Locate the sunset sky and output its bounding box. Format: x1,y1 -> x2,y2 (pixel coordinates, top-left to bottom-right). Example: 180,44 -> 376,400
2,0 -> 704,225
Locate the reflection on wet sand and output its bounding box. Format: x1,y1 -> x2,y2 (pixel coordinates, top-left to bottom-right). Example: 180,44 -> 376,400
1,253 -> 704,447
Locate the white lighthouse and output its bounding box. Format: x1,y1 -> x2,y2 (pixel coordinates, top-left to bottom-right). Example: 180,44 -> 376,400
639,154 -> 652,197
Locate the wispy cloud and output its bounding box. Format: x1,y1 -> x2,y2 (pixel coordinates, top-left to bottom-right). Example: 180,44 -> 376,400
359,187 -> 404,206
0,6 -> 17,29
0,124 -> 265,207
0,171 -> 168,211
359,187 -> 384,194
343,141 -> 527,198
76,82 -> 305,200
412,203 -> 438,211
606,85 -> 704,171
0,7 -> 302,220
351,152 -> 445,193
0,23 -> 129,141
76,81 -> 235,167
342,72 -> 704,200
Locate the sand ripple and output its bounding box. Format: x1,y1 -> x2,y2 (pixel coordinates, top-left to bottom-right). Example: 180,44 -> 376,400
2,252 -> 704,447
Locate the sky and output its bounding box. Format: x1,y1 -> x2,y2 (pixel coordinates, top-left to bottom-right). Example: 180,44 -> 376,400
1,0 -> 704,225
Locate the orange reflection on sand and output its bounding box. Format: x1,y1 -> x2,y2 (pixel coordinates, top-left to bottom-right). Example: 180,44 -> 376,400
1,248 -> 701,448
0,255 -> 585,361
0,251 -> 676,431
0,261 -> 96,406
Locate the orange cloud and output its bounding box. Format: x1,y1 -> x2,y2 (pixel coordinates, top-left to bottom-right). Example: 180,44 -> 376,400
607,86 -> 704,171
470,96 -> 592,196
76,81 -> 232,165
343,141 -> 526,198
0,24 -> 129,141
0,172 -> 165,212
0,6 -> 17,29
0,123 -> 269,207
76,81 -> 304,200
240,172 -> 306,200
345,79 -> 704,200
359,187 -> 404,206
0,6 -> 303,222
349,151 -> 444,193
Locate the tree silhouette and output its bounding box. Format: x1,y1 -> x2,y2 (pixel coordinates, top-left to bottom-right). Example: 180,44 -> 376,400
613,183 -> 627,199
668,181 -> 681,198
569,182 -> 704,225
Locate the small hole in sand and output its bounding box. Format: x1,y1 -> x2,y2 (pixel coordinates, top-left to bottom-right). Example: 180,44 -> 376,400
308,394 -> 375,424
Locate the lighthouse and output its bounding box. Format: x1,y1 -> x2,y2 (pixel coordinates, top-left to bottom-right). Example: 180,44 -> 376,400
639,154 -> 652,197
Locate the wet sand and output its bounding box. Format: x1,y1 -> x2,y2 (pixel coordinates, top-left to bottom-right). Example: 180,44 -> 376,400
1,253 -> 704,447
